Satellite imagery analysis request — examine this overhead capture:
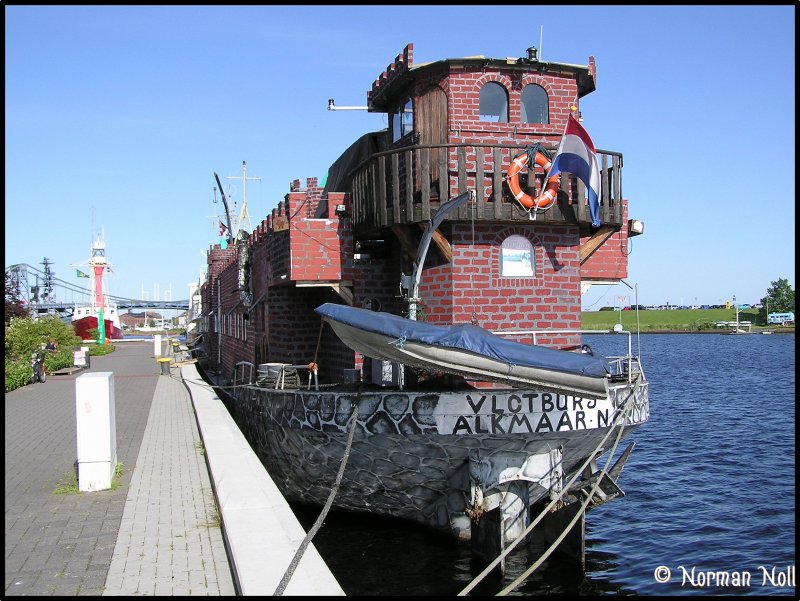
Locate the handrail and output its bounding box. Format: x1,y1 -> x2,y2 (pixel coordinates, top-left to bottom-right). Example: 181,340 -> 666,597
345,141 -> 622,180
276,364 -> 319,391
232,361 -> 256,399
493,327 -> 644,383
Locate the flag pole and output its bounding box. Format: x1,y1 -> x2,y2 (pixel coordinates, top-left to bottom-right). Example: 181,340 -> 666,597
533,111 -> 572,221
544,110 -> 573,183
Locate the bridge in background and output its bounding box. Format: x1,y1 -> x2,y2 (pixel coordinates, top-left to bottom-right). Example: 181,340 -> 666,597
6,263 -> 190,318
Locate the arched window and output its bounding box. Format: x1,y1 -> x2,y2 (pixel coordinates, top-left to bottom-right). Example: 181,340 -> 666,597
520,84 -> 549,124
500,235 -> 535,277
479,82 -> 508,123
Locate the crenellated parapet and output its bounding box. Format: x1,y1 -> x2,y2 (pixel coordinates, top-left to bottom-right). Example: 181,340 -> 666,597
368,43 -> 413,110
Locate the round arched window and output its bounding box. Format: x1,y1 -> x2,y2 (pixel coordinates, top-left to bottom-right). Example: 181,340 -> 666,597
479,82 -> 508,123
500,235 -> 534,277
521,84 -> 549,124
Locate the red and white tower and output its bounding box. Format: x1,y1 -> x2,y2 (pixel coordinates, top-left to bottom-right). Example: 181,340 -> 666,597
73,228 -> 118,343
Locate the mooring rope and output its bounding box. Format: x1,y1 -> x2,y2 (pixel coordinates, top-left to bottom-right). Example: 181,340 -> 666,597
458,375 -> 643,596
273,399 -> 361,595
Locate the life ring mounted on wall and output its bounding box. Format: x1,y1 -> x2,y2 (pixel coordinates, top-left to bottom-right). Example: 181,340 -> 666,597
506,149 -> 560,211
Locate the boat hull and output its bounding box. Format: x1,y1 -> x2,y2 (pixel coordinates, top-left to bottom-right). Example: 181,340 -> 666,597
222,378 -> 649,541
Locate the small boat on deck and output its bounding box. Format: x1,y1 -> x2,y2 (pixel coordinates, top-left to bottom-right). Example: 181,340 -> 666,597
315,302 -> 611,399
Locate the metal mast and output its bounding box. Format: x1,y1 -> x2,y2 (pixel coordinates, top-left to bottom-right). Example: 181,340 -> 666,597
226,161 -> 260,239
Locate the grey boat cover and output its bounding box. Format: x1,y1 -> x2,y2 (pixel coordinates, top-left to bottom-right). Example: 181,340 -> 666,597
315,303 -> 610,379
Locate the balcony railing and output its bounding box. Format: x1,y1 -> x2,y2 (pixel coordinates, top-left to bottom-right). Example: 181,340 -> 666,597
348,143 -> 624,233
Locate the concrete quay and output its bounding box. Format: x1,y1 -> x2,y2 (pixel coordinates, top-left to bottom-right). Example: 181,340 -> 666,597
5,339 -> 343,596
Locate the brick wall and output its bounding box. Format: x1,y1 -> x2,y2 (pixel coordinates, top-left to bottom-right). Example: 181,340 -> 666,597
204,188 -> 588,379
581,199 -> 630,282
448,70 -> 577,142
203,180 -> 360,382
420,223 -> 582,349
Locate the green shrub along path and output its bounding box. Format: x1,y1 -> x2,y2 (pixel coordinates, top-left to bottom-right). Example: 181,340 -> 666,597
4,315 -> 117,392
581,308 -> 793,332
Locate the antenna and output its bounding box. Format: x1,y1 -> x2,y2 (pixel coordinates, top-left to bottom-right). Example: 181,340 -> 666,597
539,26 -> 543,62
226,161 -> 260,237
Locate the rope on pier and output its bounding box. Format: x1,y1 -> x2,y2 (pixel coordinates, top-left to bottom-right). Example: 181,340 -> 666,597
273,396 -> 361,596
458,375 -> 644,596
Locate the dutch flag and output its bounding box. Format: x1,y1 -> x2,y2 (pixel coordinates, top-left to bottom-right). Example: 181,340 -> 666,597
547,114 -> 602,228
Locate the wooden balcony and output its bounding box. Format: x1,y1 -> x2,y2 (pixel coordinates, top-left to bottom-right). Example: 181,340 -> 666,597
348,142 -> 624,236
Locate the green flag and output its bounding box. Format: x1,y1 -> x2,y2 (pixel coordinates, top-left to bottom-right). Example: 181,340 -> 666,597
76,269 -> 90,278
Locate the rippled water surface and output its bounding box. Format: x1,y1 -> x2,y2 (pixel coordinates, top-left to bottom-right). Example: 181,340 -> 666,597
290,333 -> 795,595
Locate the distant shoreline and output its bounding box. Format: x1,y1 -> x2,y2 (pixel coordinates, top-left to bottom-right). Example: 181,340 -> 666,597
584,329 -> 794,334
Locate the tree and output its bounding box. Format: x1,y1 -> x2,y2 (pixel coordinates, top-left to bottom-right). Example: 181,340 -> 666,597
5,270 -> 27,324
759,278 -> 795,323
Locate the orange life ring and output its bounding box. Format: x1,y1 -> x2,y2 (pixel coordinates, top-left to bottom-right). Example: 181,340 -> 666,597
507,151 -> 560,210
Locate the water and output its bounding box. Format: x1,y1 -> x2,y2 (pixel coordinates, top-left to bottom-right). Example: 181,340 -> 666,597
288,333 -> 795,596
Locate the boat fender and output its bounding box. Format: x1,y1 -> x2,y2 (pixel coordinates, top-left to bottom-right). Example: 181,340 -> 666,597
507,148 -> 560,210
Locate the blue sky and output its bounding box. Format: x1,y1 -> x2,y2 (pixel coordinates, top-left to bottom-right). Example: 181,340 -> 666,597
5,5 -> 795,310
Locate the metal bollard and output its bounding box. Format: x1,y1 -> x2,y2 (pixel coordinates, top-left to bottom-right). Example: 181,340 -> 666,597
158,358 -> 171,375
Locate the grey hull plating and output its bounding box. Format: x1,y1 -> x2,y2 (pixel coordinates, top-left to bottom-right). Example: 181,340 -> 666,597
224,380 -> 649,541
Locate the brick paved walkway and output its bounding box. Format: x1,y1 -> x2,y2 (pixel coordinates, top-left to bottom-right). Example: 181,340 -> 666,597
4,341 -> 234,596
103,365 -> 234,595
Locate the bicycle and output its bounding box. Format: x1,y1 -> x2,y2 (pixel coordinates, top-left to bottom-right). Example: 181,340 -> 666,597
30,349 -> 46,384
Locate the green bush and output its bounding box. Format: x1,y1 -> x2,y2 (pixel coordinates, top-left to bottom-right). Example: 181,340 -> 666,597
4,316 -> 83,392
5,358 -> 32,392
5,316 -> 81,363
43,349 -> 77,373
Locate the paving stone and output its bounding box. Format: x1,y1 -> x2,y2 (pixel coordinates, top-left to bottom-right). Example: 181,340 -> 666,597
5,342 -> 234,596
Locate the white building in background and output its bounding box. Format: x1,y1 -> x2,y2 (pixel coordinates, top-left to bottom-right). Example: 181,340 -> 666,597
184,279 -> 203,332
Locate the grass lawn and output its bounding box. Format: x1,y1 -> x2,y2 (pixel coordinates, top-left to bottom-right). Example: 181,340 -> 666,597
580,308 -> 786,332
